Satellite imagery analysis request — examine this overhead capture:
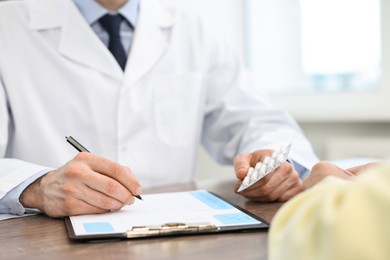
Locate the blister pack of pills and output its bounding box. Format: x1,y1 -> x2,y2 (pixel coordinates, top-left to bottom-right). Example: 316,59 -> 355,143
237,144 -> 292,192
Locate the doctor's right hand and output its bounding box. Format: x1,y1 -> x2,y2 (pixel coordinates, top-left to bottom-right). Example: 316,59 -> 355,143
19,152 -> 142,218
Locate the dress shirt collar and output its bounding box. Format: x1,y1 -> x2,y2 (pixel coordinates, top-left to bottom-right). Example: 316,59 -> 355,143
72,0 -> 140,27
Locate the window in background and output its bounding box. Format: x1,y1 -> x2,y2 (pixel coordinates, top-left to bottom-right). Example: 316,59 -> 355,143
244,0 -> 381,96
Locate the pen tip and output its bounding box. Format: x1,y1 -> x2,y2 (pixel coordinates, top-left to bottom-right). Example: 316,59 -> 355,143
135,195 -> 143,200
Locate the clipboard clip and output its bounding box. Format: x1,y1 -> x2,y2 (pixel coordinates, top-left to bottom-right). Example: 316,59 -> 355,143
126,222 -> 220,238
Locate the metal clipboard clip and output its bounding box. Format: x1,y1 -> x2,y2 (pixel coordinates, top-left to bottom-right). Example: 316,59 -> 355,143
126,222 -> 220,238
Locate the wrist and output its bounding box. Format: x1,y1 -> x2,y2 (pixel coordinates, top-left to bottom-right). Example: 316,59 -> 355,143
19,175 -> 45,210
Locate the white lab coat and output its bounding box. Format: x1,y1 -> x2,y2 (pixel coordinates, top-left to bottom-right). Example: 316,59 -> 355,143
0,0 -> 318,199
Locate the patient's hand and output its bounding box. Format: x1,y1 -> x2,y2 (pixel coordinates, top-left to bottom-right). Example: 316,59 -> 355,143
304,161 -> 355,190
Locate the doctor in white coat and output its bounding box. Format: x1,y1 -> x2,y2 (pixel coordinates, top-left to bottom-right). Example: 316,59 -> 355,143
0,0 -> 318,218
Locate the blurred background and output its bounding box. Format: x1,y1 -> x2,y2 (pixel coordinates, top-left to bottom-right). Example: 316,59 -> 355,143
161,0 -> 390,180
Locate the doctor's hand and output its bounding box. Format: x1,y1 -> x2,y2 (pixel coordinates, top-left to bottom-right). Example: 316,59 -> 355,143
19,152 -> 142,218
233,150 -> 303,202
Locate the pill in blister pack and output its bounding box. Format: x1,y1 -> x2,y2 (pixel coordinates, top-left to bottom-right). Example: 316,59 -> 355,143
237,144 -> 292,192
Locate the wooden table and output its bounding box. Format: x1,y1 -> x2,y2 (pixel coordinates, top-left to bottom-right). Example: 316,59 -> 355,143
0,178 -> 283,260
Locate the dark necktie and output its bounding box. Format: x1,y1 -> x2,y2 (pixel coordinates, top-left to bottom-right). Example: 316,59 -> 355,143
99,14 -> 127,70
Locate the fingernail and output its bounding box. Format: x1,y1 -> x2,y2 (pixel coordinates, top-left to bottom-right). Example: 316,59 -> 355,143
126,197 -> 135,205
134,186 -> 142,196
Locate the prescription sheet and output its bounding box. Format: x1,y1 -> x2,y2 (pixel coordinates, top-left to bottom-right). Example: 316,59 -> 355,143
68,190 -> 267,239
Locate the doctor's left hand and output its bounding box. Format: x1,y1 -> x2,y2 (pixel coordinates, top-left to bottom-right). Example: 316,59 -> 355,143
233,150 -> 303,202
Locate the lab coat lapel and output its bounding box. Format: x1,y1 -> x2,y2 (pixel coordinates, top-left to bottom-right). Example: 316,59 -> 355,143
124,0 -> 174,85
29,0 -> 122,80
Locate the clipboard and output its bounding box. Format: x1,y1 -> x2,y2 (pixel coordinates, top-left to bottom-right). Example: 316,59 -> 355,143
65,190 -> 268,240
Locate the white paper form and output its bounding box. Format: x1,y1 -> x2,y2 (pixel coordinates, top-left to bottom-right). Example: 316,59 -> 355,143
69,190 -> 264,237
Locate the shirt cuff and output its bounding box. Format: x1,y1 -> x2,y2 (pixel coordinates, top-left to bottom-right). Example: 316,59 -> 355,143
288,159 -> 310,179
0,169 -> 52,215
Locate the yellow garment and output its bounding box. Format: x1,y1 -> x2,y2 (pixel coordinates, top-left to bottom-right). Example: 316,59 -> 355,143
269,163 -> 390,260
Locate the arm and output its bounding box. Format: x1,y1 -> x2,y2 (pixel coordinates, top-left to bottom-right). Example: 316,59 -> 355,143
197,20 -> 318,202
268,162 -> 390,260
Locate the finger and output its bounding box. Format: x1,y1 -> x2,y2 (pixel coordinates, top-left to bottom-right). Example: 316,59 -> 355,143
347,162 -> 381,175
234,174 -> 277,201
62,159 -> 136,204
252,161 -> 292,190
234,179 -> 244,192
75,153 -> 142,196
266,172 -> 302,201
310,161 -> 354,182
233,153 -> 252,179
62,198 -> 111,217
241,174 -> 287,201
236,188 -> 272,202
71,204 -> 110,216
236,162 -> 293,200
278,184 -> 304,202
77,183 -> 130,210
125,167 -> 143,196
44,196 -> 111,218
83,172 -> 135,205
234,160 -> 282,194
